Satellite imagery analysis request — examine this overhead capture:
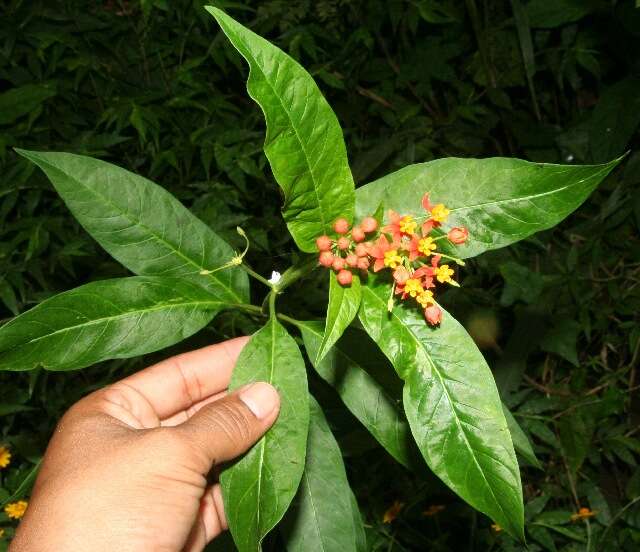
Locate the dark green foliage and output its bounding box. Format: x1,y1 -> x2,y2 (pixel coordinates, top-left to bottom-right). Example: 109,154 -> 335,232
1,1 -> 639,550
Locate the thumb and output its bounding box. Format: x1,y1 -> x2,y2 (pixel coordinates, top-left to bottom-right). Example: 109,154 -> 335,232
174,382 -> 280,474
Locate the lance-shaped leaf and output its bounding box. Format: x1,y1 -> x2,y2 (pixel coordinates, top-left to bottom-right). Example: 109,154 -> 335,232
0,277 -> 225,371
503,403 -> 542,469
282,397 -> 364,552
358,277 -> 524,539
355,157 -> 621,259
300,320 -> 417,468
207,7 -> 355,252
221,317 -> 309,552
16,149 -> 248,303
315,272 -> 361,365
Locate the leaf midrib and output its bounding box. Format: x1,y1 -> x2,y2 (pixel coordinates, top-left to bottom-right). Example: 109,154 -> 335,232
361,286 -> 513,529
0,299 -> 224,354
32,155 -> 244,303
447,163 -> 612,214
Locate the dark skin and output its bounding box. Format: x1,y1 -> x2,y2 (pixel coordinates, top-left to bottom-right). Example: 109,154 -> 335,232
10,336 -> 280,552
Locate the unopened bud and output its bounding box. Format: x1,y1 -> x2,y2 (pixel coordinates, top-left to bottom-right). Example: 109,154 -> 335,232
333,218 -> 350,234
319,251 -> 334,267
361,217 -> 378,233
316,235 -> 332,251
337,269 -> 353,286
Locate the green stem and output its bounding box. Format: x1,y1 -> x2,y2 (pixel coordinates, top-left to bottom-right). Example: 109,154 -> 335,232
276,312 -> 304,328
268,291 -> 277,319
232,301 -> 304,329
240,264 -> 275,289
437,252 -> 466,266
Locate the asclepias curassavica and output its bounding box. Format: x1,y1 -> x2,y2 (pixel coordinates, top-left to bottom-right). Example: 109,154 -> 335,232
0,6 -> 623,550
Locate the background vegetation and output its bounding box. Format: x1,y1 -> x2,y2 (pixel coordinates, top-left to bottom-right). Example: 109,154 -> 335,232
1,0 -> 639,549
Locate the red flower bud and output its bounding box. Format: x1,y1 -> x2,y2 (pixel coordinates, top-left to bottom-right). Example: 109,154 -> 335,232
355,243 -> 368,257
351,226 -> 366,242
424,305 -> 442,326
319,251 -> 334,267
316,235 -> 332,251
337,237 -> 351,250
337,269 -> 353,286
332,257 -> 346,271
346,254 -> 358,267
447,227 -> 468,245
361,216 -> 378,233
357,257 -> 370,270
333,218 -> 350,234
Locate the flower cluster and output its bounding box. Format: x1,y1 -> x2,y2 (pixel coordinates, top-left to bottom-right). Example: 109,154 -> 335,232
315,216 -> 380,286
316,194 -> 468,326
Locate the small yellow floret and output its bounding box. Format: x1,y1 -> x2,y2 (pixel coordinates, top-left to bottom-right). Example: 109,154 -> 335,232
431,204 -> 450,223
416,290 -> 434,308
418,237 -> 437,256
5,500 -> 27,520
0,446 -> 11,469
384,249 -> 402,269
399,216 -> 417,235
404,278 -> 424,298
436,264 -> 455,284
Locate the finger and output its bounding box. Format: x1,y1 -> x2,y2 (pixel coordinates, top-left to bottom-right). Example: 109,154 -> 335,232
114,336 -> 250,419
182,485 -> 227,552
160,391 -> 227,427
174,382 -> 280,474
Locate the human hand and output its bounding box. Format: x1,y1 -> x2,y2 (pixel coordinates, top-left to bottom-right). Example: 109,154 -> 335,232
10,336 -> 280,552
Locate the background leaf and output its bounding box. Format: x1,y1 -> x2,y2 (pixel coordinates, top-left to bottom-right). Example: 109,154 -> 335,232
207,7 -> 356,253
589,78 -> 640,163
355,156 -> 620,259
0,277 -> 223,371
503,403 -> 542,469
282,396 -> 363,552
300,321 -> 418,468
221,317 -> 309,552
16,149 -> 248,303
315,272 -> 361,365
358,276 -> 524,539
0,84 -> 56,125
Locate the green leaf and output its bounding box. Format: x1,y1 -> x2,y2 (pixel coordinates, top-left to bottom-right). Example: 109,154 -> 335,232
358,276 -> 524,539
541,319 -> 581,366
207,7 -> 356,253
526,0 -> 596,28
502,404 -> 542,469
0,84 -> 56,125
355,157 -> 620,259
0,459 -> 41,507
221,317 -> 309,552
15,149 -> 248,304
282,397 -> 363,552
315,272 -> 361,365
589,78 -> 640,163
0,277 -> 223,371
299,321 -> 417,468
349,491 -> 367,552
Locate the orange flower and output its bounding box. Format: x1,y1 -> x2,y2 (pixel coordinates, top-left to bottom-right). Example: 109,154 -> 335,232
570,507 -> 596,521
382,210 -> 416,241
421,193 -> 449,227
368,235 -> 400,272
382,500 -> 404,523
